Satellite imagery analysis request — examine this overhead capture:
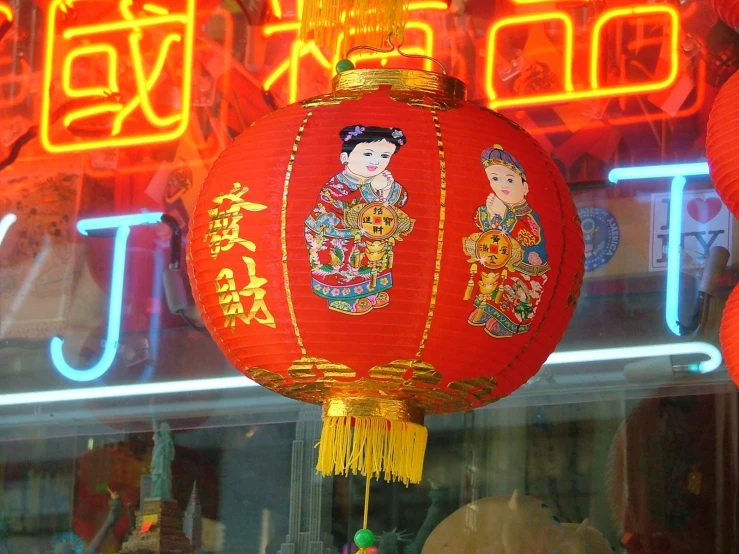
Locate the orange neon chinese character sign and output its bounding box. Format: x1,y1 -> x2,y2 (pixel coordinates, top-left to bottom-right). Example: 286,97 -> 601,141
0,2 -> 12,27
41,0 -> 195,154
259,1 -> 683,114
485,5 -> 679,110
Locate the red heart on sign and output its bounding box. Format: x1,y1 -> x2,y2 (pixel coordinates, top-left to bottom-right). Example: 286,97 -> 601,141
687,197 -> 722,223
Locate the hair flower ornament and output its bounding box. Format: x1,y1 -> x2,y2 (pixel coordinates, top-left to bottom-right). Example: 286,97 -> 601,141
391,128 -> 405,146
344,126 -> 366,141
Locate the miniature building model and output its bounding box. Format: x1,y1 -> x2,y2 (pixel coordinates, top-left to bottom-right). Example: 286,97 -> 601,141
277,409 -> 338,554
117,422 -> 200,554
183,483 -> 203,551
118,498 -> 194,554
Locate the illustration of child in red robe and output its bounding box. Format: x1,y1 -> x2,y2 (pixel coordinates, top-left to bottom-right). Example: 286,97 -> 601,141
304,125 -> 414,315
463,144 -> 550,337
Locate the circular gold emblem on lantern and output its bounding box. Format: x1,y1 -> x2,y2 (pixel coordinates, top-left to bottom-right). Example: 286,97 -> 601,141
475,229 -> 513,270
359,202 -> 399,240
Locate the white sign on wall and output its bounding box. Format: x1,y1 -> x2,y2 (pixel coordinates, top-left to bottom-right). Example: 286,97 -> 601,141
650,189 -> 733,272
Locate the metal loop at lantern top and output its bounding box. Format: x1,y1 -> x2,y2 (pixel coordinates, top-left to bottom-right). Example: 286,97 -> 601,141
343,33 -> 448,75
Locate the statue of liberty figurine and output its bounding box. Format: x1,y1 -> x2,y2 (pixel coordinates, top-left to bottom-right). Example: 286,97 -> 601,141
150,422 -> 175,500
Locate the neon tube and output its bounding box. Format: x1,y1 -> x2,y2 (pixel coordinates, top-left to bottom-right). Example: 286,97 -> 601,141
486,12 -> 575,105
0,377 -> 257,407
50,212 -> 163,382
486,6 -> 680,110
666,176 -> 687,335
0,3 -> 13,22
41,0 -> 195,153
589,6 -> 679,94
0,213 -> 17,247
0,341 -> 721,407
608,162 -> 709,183
608,162 -> 712,336
545,341 -> 721,373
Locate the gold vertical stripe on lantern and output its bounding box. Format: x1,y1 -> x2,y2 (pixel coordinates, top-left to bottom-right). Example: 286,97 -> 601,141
707,69 -> 739,218
281,112 -> 314,355
299,0 -> 411,50
416,109 -> 447,357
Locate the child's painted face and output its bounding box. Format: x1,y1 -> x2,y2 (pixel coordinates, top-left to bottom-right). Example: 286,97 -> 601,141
341,139 -> 396,178
485,165 -> 528,204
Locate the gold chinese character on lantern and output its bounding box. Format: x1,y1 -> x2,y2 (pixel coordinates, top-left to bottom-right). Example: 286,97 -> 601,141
208,183 -> 275,330
206,182 -> 267,258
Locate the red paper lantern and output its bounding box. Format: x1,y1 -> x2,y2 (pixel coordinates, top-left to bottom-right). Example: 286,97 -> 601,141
709,0 -> 739,29
720,285 -> 739,385
707,68 -> 739,217
187,69 -> 584,484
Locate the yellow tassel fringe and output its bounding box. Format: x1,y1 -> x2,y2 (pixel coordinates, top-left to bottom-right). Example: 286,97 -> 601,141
316,416 -> 427,486
299,0 -> 411,51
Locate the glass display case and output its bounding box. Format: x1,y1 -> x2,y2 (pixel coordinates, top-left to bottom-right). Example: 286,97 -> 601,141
0,0 -> 737,552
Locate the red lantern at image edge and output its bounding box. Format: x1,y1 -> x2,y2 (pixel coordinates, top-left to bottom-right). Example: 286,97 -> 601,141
709,0 -> 739,29
707,68 -> 739,217
720,285 -> 739,386
187,69 -> 584,485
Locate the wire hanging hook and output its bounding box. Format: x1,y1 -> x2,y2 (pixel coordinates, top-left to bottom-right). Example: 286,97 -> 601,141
340,33 -> 447,75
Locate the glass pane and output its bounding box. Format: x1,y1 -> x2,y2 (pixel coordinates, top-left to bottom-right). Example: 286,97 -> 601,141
0,0 -> 737,553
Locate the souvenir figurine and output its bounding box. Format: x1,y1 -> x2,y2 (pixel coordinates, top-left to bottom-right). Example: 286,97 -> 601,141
151,423 -> 175,501
422,490 -> 590,554
562,523 -> 613,554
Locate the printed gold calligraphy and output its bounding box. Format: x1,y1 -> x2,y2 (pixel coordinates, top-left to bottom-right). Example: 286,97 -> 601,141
206,182 -> 267,257
207,182 -> 276,330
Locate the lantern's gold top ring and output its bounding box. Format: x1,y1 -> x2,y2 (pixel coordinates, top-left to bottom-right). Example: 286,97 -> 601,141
332,68 -> 467,101
334,33 -> 465,100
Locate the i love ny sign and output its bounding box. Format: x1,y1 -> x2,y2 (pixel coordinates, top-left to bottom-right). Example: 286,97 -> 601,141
650,189 -> 733,271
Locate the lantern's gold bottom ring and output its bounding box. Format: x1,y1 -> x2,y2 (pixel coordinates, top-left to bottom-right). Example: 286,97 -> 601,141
323,397 -> 424,426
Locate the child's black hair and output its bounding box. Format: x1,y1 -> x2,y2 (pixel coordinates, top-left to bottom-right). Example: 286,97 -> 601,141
339,125 -> 406,155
